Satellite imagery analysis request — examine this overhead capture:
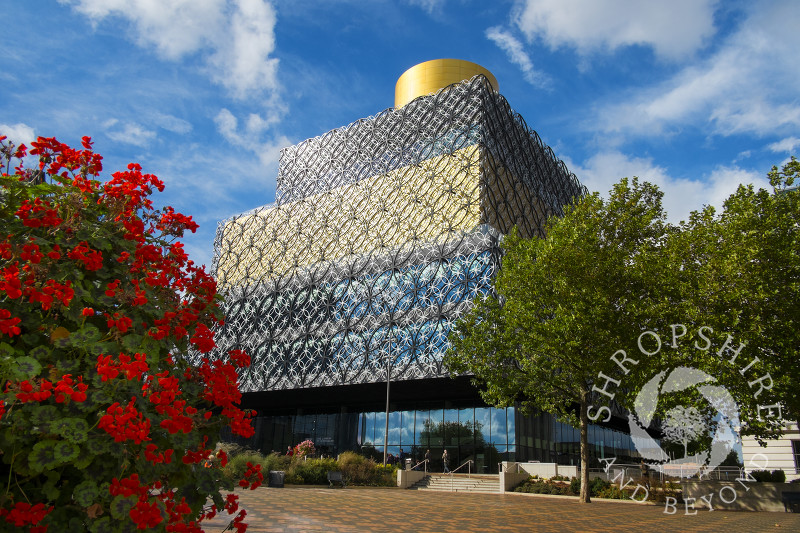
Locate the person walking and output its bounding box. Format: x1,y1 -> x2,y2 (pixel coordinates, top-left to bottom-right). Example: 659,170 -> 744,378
424,449 -> 431,471
442,449 -> 450,474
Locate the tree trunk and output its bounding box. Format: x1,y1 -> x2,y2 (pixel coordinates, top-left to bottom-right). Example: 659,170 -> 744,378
579,391 -> 591,503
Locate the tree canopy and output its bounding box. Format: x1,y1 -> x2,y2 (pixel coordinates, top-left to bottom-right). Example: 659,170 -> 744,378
446,158 -> 798,502
446,178 -> 672,502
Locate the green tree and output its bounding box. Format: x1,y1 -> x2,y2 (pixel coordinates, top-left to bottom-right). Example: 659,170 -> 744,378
666,157 -> 799,431
446,178 -> 671,503
0,136 -> 257,532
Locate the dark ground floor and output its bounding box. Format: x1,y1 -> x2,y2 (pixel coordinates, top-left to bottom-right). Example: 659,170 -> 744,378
227,377 -> 640,473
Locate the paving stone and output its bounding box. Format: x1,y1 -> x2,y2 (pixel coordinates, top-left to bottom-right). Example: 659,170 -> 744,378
201,486 -> 800,532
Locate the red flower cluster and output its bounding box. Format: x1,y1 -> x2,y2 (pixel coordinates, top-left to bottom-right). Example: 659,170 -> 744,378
11,375 -> 87,404
28,279 -> 74,310
53,374 -> 88,403
144,443 -> 174,465
106,312 -> 133,333
96,353 -> 149,381
29,135 -> 103,178
0,502 -> 53,532
0,309 -> 21,337
238,462 -> 263,490
15,197 -> 63,228
98,398 -> 151,444
0,135 -> 255,532
67,241 -> 104,271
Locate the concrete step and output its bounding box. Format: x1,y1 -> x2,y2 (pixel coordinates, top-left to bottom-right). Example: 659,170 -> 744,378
410,474 -> 501,493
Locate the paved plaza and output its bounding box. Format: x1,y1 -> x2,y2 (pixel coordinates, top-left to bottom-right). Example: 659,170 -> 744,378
203,485 -> 800,532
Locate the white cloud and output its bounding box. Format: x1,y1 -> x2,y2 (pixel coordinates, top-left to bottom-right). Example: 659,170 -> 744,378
214,108 -> 291,167
594,2 -> 800,138
0,123 -> 35,146
60,0 -> 280,100
486,26 -> 550,89
106,122 -> 157,147
207,0 -> 279,99
406,0 -> 446,15
569,150 -> 769,223
515,0 -> 719,60
152,113 -> 193,134
768,137 -> 800,154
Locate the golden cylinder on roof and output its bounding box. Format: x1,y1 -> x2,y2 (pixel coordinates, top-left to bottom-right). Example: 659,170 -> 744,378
395,59 -> 498,108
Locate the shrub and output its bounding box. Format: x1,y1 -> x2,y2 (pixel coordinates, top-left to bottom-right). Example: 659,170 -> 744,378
750,469 -> 787,482
569,476 -> 580,494
514,478 -> 575,495
286,458 -> 337,485
596,484 -> 627,499
223,450 -> 268,483
0,136 -> 255,532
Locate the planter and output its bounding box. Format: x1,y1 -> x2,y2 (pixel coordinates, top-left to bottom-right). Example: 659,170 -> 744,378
681,481 -> 800,512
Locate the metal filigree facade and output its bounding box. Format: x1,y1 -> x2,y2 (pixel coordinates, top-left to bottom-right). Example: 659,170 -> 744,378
211,75 -> 585,392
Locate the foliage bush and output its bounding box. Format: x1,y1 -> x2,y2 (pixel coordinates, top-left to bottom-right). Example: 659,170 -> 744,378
516,475 -> 637,499
514,477 -> 574,495
0,136 -> 258,532
750,469 -> 787,482
217,448 -> 397,487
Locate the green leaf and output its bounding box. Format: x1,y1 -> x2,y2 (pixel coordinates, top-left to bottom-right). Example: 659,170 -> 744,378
30,405 -> 60,423
74,453 -> 93,470
80,324 -> 102,343
54,441 -> 80,463
121,333 -> 144,354
109,495 -> 137,520
73,479 -> 100,507
28,440 -> 60,472
55,418 -> 89,443
88,517 -> 113,533
13,356 -> 42,379
0,341 -> 17,358
85,436 -> 111,455
29,345 -> 52,361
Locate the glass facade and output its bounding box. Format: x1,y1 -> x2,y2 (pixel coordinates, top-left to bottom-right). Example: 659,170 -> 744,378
229,401 -> 640,474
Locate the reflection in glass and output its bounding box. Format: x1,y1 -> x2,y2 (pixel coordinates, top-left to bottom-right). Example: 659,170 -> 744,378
374,411 -> 386,445
400,410 -> 415,446
443,409 -> 459,446
363,412 -> 375,445
506,408 -> 515,445
459,408 -> 475,446
423,409 -> 444,446
415,409 -> 429,447
388,411 -> 401,445
488,408 -> 505,444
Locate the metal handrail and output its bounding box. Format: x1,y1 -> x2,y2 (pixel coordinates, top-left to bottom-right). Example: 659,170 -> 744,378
450,459 -> 474,476
410,458 -> 429,474
447,460 -> 474,492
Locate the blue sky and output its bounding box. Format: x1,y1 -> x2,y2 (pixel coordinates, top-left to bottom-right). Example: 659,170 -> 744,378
2,0 -> 798,269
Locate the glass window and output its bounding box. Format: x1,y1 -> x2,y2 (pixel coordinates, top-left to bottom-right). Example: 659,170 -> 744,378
507,408 -> 516,446
400,410 -> 415,447
363,412 -> 376,446
475,407 -> 490,445
488,408 -> 506,445
793,441 -> 800,474
427,409 -> 443,446
459,407 -> 475,446
374,411 -> 386,445
415,409 -> 430,446
388,411 -> 401,445
444,409 -> 459,446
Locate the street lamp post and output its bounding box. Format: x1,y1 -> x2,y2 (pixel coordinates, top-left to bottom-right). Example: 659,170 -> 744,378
383,351 -> 390,465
